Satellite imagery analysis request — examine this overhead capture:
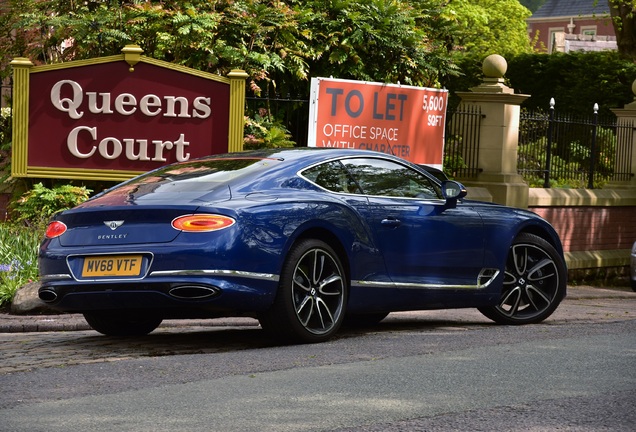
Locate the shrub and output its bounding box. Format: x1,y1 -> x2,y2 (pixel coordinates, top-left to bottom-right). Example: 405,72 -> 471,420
445,51 -> 636,118
243,109 -> 296,149
0,223 -> 40,307
11,183 -> 92,230
1,182 -> 92,306
506,51 -> 636,117
518,128 -> 616,189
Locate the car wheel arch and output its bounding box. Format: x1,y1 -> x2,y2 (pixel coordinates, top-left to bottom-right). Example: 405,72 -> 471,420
517,225 -> 564,257
490,226 -> 565,274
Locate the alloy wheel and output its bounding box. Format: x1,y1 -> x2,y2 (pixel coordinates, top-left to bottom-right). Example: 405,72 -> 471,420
291,247 -> 345,335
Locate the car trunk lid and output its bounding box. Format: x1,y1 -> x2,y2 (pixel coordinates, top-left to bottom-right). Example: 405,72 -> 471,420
56,205 -> 199,246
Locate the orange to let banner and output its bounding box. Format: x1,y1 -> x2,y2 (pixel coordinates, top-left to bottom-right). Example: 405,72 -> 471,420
307,77 -> 448,166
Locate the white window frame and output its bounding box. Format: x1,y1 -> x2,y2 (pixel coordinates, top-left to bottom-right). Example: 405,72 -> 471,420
580,26 -> 597,37
549,27 -> 565,53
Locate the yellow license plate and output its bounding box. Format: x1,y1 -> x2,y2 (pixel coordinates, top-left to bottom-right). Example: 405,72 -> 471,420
82,255 -> 143,277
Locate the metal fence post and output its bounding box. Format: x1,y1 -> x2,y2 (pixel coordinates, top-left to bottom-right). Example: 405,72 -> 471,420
544,98 -> 555,188
588,103 -> 599,189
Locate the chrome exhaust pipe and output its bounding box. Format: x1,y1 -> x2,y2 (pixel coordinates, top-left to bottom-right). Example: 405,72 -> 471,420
168,285 -> 218,300
39,289 -> 58,303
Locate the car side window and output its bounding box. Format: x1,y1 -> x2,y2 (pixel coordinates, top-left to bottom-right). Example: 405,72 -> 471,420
302,161 -> 362,194
341,158 -> 441,199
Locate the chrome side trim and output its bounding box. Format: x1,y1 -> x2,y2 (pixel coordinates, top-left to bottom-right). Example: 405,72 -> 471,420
149,269 -> 280,282
352,269 -> 500,290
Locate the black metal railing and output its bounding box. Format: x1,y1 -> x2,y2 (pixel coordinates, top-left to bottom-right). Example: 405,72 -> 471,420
518,100 -> 633,188
246,92 -> 310,147
444,104 -> 483,179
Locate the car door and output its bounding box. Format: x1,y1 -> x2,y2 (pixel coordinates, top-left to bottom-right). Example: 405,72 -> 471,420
340,157 -> 487,289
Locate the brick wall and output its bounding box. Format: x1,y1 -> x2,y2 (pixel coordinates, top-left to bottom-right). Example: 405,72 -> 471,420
530,206 -> 636,252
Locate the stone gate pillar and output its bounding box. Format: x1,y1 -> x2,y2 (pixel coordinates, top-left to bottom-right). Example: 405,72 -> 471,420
455,55 -> 530,208
610,79 -> 636,188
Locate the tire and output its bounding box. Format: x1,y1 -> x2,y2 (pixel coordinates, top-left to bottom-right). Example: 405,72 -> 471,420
259,239 -> 347,343
478,233 -> 567,325
83,311 -> 162,336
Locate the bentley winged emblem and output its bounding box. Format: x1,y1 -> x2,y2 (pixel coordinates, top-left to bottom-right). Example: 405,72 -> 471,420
104,220 -> 125,231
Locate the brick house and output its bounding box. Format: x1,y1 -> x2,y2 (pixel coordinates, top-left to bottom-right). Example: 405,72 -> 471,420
527,0 -> 617,53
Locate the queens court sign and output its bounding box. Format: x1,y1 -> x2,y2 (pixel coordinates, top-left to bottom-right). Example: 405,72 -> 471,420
10,45 -> 248,181
307,77 -> 448,167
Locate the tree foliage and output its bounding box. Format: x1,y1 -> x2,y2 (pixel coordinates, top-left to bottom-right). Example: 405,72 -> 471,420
0,0 -> 466,94
442,0 -> 533,60
294,0 -> 457,88
0,0 -> 542,93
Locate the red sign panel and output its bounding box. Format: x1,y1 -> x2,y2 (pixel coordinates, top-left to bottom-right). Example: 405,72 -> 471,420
28,61 -> 230,173
307,77 -> 448,165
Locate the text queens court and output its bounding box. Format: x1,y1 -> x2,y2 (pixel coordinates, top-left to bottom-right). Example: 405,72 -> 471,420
52,79 -> 209,163
25,60 -> 230,175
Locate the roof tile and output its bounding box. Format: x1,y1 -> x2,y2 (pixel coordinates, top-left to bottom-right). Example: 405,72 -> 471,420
531,0 -> 610,19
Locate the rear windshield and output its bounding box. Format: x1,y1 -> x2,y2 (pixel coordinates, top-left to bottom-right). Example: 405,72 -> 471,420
85,158 -> 282,206
119,157 -> 279,193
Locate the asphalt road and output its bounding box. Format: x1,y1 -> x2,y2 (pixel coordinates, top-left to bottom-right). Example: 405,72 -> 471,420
1,286 -> 635,432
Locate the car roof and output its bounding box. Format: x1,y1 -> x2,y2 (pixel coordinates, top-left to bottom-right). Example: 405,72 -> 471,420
203,147 -> 414,168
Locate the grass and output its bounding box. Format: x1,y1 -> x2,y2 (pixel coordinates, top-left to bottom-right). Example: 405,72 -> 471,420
0,223 -> 42,307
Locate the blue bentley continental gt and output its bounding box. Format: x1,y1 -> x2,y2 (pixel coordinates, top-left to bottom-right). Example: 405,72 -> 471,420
38,148 -> 567,343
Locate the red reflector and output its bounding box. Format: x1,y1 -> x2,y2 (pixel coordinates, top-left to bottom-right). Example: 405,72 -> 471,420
172,214 -> 235,232
45,221 -> 67,238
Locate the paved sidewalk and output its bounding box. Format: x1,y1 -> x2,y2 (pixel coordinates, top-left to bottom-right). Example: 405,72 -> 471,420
1,285 -> 634,333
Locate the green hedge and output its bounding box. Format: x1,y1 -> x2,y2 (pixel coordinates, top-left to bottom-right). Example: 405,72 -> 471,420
445,51 -> 636,117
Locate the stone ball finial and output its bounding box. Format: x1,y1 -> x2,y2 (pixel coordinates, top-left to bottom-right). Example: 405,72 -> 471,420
482,54 -> 507,78
632,78 -> 636,98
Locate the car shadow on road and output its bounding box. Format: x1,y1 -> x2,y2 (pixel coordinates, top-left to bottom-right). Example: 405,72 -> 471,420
61,312 -> 495,356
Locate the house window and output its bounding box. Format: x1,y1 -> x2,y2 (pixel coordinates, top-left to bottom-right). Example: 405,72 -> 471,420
581,26 -> 597,37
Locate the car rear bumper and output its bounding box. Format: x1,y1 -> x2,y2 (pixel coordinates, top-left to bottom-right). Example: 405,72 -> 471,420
38,275 -> 278,317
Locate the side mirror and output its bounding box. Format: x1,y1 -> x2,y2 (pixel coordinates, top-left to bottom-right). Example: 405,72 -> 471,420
441,180 -> 467,208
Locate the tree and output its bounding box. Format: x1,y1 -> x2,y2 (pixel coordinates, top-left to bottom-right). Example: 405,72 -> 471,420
606,0 -> 636,60
442,0 -> 533,60
1,0 -> 310,94
0,1 -> 462,94
290,0 -> 457,88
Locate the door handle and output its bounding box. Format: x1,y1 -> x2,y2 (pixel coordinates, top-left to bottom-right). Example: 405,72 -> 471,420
381,217 -> 401,227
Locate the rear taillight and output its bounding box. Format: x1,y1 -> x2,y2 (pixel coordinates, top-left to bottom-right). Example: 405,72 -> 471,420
45,221 -> 67,238
171,214 -> 235,232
